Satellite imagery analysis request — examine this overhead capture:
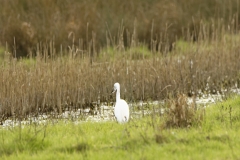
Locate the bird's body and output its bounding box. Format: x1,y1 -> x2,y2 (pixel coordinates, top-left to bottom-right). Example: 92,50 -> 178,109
114,99 -> 129,123
112,83 -> 129,123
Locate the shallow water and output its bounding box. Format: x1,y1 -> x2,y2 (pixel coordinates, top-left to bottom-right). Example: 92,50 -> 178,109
1,89 -> 239,129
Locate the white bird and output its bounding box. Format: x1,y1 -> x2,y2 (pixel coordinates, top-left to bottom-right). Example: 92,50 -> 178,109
112,82 -> 129,123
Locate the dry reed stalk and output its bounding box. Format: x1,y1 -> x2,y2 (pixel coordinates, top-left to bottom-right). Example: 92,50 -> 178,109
0,20 -> 239,121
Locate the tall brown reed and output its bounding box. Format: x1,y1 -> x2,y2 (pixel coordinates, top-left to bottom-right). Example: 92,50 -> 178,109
0,20 -> 240,121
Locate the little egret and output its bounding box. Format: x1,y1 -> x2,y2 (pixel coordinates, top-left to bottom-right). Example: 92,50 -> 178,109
112,82 -> 129,123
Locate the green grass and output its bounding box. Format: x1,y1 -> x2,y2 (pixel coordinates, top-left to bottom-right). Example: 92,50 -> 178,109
1,96 -> 240,159
99,45 -> 152,61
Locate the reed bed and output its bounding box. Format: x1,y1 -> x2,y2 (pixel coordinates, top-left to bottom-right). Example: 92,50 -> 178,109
0,0 -> 240,120
0,21 -> 240,121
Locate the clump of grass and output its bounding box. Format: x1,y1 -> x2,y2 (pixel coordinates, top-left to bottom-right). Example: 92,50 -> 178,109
99,45 -> 152,61
127,45 -> 152,60
164,94 -> 203,128
203,95 -> 240,132
0,125 -> 49,156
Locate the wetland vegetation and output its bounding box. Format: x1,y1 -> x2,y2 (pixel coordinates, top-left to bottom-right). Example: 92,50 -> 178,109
0,0 -> 240,159
0,96 -> 240,159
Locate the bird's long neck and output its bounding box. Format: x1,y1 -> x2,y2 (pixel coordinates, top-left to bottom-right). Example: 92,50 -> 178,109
116,88 -> 121,102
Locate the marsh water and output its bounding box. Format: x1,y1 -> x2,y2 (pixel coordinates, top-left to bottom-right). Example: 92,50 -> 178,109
1,88 -> 240,129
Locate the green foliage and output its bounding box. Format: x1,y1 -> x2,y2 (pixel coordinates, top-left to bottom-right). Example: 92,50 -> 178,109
127,45 -> 152,60
99,45 -> 152,60
0,125 -> 49,156
175,39 -> 192,53
1,96 -> 240,159
203,95 -> 240,132
20,58 -> 36,68
99,46 -> 116,60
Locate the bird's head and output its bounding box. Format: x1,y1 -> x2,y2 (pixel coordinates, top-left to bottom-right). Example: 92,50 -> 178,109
112,82 -> 120,93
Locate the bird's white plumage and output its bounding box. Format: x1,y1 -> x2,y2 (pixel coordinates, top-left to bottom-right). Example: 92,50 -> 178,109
113,83 -> 129,123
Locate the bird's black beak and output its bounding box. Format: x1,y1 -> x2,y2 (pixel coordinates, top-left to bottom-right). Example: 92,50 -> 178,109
112,88 -> 116,93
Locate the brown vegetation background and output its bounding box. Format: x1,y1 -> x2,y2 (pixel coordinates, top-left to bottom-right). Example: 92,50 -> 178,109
0,0 -> 240,120
0,0 -> 239,56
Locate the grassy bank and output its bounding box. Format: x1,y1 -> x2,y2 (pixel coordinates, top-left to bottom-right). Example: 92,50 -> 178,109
1,95 -> 240,159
